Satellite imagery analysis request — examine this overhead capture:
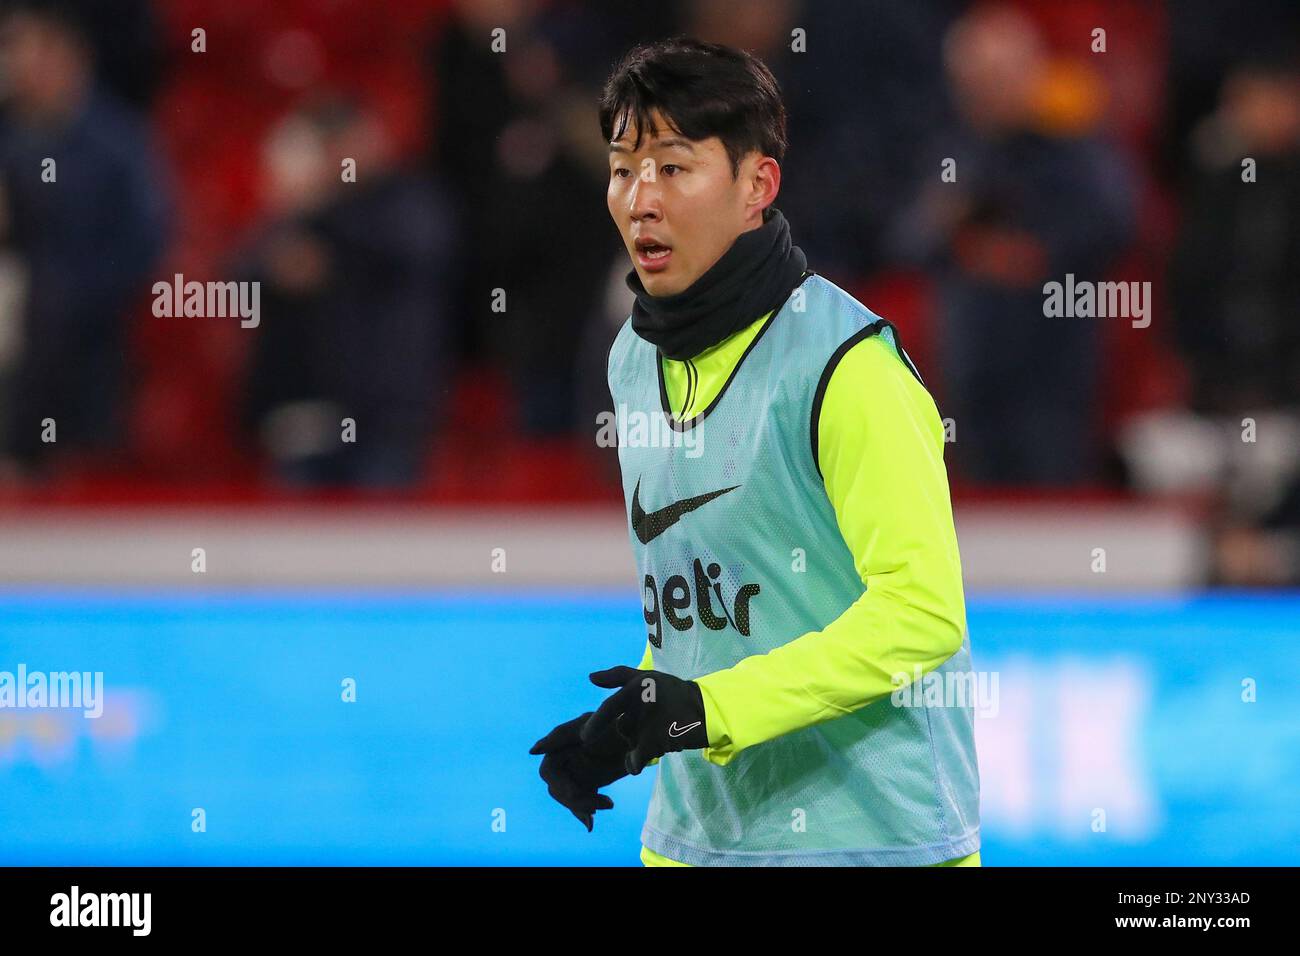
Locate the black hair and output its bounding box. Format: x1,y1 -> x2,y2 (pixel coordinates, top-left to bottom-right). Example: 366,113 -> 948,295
598,36 -> 788,181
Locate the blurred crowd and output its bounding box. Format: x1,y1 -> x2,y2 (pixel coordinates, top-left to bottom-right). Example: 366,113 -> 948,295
0,0 -> 1296,583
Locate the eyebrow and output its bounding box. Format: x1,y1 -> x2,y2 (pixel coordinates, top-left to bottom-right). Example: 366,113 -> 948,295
608,137 -> 698,155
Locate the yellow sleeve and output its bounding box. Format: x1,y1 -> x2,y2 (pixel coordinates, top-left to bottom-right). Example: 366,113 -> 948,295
694,332 -> 966,766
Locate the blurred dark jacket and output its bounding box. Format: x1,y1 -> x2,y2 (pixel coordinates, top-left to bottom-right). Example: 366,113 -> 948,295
897,127 -> 1136,484
239,169 -> 454,488
1170,151 -> 1300,413
0,87 -> 168,464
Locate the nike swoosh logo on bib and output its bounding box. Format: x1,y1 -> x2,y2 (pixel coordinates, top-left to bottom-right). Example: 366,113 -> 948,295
631,479 -> 739,545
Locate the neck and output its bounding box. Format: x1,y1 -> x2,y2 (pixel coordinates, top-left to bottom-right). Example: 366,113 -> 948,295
627,207 -> 807,360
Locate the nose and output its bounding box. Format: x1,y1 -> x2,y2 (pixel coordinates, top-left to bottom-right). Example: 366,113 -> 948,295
628,165 -> 662,222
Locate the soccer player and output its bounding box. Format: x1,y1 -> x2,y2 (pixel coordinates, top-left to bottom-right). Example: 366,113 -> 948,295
530,37 -> 981,867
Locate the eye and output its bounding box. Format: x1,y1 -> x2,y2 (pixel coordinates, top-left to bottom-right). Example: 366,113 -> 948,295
661,164 -> 680,176
612,167 -> 631,179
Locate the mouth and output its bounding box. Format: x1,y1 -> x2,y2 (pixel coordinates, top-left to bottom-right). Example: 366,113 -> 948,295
634,237 -> 673,273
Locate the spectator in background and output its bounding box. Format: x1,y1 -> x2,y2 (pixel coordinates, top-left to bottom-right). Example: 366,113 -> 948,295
893,4 -> 1135,486
1171,58 -> 1300,414
707,0 -> 959,283
237,97 -> 455,491
0,2 -> 168,475
430,0 -> 615,435
1160,0 -> 1300,188
1124,57 -> 1300,586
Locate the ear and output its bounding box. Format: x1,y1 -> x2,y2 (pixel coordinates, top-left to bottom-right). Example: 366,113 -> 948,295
744,154 -> 781,221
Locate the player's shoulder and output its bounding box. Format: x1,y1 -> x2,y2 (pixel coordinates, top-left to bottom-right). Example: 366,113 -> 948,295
810,304 -> 940,472
784,273 -> 890,357
778,273 -> 913,383
825,330 -> 922,399
797,272 -> 880,323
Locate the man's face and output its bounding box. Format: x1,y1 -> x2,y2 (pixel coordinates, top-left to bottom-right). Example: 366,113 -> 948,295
607,110 -> 763,296
0,14 -> 85,115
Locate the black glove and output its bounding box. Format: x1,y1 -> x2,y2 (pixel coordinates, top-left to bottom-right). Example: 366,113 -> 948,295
582,666 -> 709,775
529,711 -> 630,831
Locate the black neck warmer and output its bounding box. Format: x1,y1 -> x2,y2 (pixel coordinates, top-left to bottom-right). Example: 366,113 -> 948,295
626,207 -> 808,361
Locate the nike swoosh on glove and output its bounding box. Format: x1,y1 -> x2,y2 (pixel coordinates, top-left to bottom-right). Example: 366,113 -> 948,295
529,711 -> 630,831
582,666 -> 709,775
